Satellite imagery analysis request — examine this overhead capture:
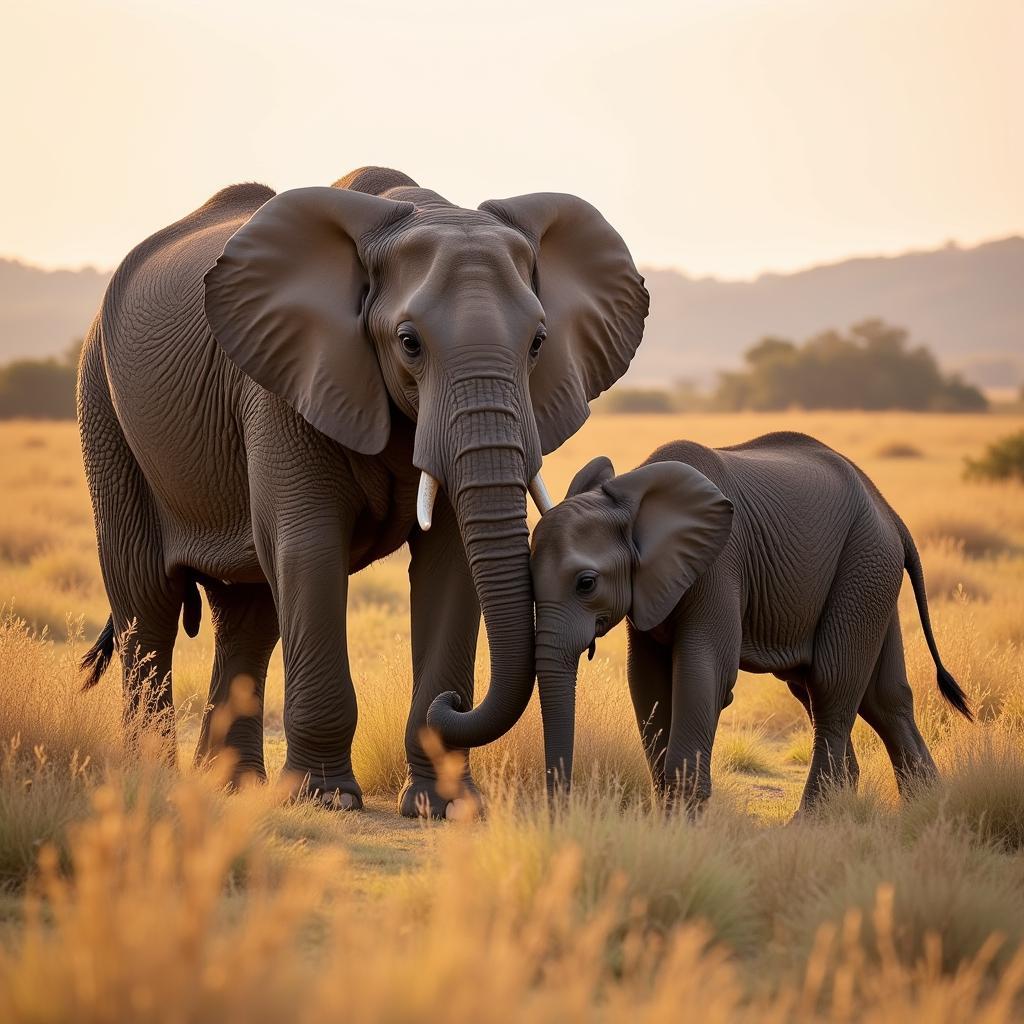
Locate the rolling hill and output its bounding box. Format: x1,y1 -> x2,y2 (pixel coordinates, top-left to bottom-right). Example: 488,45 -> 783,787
2,236 -> 1021,388
634,237 -> 1024,389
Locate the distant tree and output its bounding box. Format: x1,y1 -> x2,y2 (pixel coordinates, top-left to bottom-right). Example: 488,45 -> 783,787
600,387 -> 676,414
712,320 -> 987,413
0,339 -> 81,420
964,430 -> 1024,483
672,378 -> 711,413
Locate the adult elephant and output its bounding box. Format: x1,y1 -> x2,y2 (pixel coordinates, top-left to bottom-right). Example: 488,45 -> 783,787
77,166 -> 648,817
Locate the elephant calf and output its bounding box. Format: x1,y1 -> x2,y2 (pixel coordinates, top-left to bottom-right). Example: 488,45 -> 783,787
529,432 -> 972,811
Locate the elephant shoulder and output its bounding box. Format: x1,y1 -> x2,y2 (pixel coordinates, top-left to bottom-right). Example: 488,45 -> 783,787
716,431 -> 860,486
644,439 -> 728,487
720,431 -> 831,456
103,184 -> 276,331
112,184 -> 274,280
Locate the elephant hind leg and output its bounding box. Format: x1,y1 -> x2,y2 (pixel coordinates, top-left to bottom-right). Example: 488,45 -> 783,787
194,582 -> 279,786
784,675 -> 859,789
857,612 -> 937,795
79,333 -> 182,756
800,528 -> 901,811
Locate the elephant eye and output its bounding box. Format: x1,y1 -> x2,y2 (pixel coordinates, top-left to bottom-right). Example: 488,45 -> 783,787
530,328 -> 546,357
575,571 -> 598,596
397,325 -> 422,359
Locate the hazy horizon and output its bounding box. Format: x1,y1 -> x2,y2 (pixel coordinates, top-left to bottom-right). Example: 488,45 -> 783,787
3,0 -> 1021,280
3,229 -> 1020,285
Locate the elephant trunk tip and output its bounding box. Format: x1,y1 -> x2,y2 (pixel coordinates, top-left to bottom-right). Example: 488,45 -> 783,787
426,690 -> 464,739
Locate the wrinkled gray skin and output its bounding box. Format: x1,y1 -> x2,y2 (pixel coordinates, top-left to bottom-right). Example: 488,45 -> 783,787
530,433 -> 971,812
77,166 -> 647,817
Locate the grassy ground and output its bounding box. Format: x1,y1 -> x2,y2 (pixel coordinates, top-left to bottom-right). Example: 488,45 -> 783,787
0,412 -> 1022,1020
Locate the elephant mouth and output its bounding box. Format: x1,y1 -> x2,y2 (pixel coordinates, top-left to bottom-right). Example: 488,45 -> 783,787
586,615 -> 612,660
416,468 -> 552,531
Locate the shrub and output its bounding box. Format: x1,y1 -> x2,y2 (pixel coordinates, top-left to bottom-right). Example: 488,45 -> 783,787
714,725 -> 775,775
785,732 -> 812,766
918,519 -> 1013,559
875,441 -> 923,459
916,542 -> 989,603
599,388 -> 676,414
965,430 -> 1024,484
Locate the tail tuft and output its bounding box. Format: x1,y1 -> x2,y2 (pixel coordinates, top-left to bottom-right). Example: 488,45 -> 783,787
937,665 -> 973,721
80,615 -> 115,690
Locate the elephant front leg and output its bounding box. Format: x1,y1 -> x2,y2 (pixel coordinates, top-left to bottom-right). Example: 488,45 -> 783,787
402,491 -> 482,819
626,622 -> 673,793
270,529 -> 363,810
665,613 -> 740,811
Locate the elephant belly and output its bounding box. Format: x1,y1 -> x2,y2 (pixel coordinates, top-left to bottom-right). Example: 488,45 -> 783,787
739,639 -> 813,676
105,315 -> 261,580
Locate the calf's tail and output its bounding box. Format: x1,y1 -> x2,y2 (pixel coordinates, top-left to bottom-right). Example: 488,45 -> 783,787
899,520 -> 973,721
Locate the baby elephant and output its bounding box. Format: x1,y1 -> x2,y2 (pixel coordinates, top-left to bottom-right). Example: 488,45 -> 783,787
530,432 -> 971,811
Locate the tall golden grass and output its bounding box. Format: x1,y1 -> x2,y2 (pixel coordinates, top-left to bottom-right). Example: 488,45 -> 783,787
0,411 -> 1022,1020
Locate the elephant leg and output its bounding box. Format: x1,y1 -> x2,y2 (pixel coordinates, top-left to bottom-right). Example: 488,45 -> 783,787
79,339 -> 180,758
402,491 -> 481,819
785,675 -> 859,789
857,612 -> 937,794
113,598 -> 180,762
259,518 -> 362,810
194,581 -> 279,785
626,621 -> 672,793
800,531 -> 900,811
665,599 -> 741,810
800,696 -> 858,812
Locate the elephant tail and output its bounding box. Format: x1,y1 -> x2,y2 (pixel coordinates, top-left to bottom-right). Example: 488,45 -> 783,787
80,615 -> 115,690
899,521 -> 973,721
79,580 -> 201,691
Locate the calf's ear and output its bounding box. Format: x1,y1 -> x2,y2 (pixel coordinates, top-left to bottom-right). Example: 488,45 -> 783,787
603,462 -> 733,631
566,456 -> 615,498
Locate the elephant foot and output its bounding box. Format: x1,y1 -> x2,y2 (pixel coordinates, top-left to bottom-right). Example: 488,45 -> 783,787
398,772 -> 483,821
316,790 -> 363,811
194,745 -> 267,792
286,766 -> 364,812
663,782 -> 710,820
230,762 -> 269,792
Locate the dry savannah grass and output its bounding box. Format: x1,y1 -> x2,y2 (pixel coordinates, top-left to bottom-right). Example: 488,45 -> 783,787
0,410 -> 1023,1021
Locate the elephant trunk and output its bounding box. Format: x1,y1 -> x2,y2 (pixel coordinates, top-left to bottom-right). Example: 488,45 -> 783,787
536,627 -> 579,796
426,376 -> 537,749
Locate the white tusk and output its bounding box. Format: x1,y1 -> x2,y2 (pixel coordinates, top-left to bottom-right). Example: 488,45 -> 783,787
417,471 -> 440,531
528,472 -> 554,515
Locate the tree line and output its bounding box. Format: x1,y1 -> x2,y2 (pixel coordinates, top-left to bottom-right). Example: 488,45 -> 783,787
0,320 -> 991,419
0,341 -> 80,419
600,319 -> 989,414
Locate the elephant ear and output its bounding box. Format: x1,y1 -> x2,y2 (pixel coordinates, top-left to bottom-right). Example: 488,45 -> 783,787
479,193 -> 649,454
204,186 -> 414,454
566,455 -> 616,498
604,462 -> 733,631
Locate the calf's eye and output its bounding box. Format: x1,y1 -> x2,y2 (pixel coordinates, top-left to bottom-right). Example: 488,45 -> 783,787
575,572 -> 598,596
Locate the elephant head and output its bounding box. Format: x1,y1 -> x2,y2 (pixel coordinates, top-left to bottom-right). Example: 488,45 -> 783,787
203,169 -> 648,750
530,457 -> 733,793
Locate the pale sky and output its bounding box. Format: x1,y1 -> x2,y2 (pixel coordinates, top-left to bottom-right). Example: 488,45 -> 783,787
2,0 -> 1021,279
